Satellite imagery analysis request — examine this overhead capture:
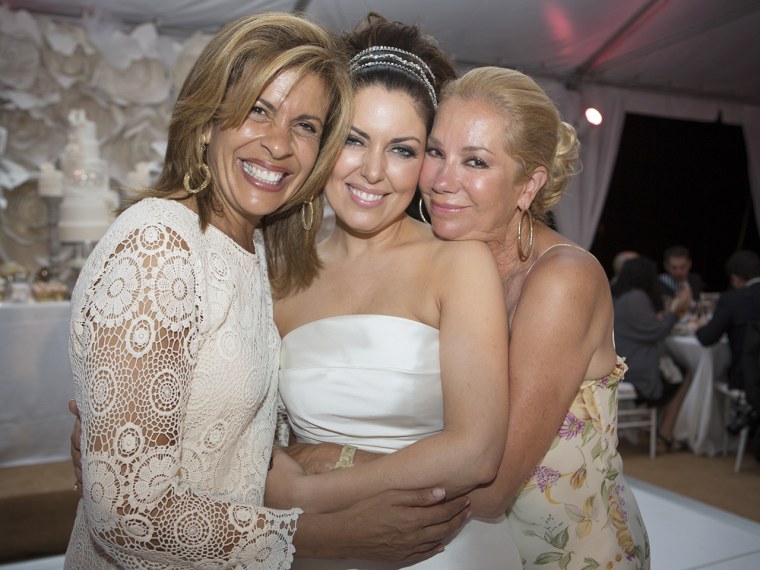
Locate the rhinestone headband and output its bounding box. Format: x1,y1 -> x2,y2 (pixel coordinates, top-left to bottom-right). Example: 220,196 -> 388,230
349,46 -> 438,108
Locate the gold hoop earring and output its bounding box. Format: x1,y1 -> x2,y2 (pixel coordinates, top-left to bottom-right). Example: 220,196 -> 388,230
418,197 -> 430,225
301,200 -> 314,231
183,138 -> 211,194
517,208 -> 534,261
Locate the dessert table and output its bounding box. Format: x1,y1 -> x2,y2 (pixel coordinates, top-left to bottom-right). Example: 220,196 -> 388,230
665,334 -> 731,456
0,301 -> 73,467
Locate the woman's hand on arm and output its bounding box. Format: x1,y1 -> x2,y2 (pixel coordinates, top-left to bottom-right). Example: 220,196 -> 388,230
293,487 -> 471,562
266,444 -> 384,508
282,442 -> 380,475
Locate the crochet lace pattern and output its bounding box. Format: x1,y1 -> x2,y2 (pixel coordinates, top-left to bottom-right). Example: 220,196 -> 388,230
65,198 -> 301,569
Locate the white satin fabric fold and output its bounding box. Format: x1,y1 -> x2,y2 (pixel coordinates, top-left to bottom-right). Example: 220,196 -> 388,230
279,314 -> 522,569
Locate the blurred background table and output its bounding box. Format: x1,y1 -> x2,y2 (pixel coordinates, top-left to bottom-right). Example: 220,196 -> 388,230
665,334 -> 731,456
0,301 -> 72,467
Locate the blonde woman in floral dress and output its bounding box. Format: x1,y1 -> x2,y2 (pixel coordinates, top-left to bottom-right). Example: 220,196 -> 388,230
419,67 -> 649,569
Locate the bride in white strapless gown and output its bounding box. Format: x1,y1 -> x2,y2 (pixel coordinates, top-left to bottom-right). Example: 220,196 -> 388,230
267,16 -> 521,568
280,315 -> 522,569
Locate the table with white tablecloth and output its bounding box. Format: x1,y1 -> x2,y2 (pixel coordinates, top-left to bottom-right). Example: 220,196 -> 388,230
0,301 -> 73,467
665,334 -> 731,456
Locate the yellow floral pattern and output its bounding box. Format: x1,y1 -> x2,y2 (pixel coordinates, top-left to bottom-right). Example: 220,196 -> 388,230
508,358 -> 650,569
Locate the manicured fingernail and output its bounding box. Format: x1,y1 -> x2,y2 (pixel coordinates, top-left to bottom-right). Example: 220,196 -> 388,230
432,488 -> 445,498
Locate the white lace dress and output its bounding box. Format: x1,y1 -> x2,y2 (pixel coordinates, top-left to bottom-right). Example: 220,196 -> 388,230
65,198 -> 301,569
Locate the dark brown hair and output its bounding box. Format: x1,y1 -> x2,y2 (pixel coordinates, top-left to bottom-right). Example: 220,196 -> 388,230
343,13 -> 457,221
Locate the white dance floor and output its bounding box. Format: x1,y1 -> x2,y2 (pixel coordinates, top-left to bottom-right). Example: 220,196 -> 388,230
2,478 -> 759,569
630,478 -> 760,569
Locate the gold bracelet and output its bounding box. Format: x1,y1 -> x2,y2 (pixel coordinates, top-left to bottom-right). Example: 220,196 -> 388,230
333,444 -> 357,470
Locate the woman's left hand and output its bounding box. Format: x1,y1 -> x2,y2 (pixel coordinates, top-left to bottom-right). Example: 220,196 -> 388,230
264,447 -> 310,510
283,442 -> 340,475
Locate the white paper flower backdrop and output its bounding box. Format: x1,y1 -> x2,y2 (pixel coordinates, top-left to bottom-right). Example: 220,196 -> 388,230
0,6 -> 211,271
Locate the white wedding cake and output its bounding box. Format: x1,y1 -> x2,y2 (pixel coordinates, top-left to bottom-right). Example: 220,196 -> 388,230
58,109 -> 119,243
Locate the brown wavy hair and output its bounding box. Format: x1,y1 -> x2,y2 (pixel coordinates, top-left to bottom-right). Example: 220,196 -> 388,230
142,12 -> 352,296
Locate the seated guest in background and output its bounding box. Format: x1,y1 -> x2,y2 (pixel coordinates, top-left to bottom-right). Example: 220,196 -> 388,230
697,250 -> 760,456
610,249 -> 639,285
744,319 -> 760,461
612,256 -> 693,451
656,244 -> 705,303
696,250 -> 760,390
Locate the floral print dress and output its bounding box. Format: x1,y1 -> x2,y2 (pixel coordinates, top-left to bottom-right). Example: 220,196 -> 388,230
508,359 -> 650,569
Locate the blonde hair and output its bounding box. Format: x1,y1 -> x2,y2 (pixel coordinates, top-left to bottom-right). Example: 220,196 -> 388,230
145,13 -> 352,296
441,67 -> 580,221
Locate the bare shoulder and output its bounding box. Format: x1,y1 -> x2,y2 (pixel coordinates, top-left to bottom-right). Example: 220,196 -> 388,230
525,242 -> 610,306
534,242 -> 606,282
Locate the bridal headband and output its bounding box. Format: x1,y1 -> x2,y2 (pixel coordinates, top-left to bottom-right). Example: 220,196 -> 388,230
348,46 -> 438,108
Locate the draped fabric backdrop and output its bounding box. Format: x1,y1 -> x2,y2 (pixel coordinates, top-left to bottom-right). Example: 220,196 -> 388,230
1,5 -> 760,266
537,79 -> 760,249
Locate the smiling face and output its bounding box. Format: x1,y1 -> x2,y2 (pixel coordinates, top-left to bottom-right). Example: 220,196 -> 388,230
419,96 -> 525,242
324,85 -> 427,236
205,68 -> 329,239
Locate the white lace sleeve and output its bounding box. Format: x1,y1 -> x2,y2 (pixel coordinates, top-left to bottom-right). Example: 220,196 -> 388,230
71,218 -> 299,568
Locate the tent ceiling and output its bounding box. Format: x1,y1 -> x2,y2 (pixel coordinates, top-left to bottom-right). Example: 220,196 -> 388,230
7,0 -> 760,107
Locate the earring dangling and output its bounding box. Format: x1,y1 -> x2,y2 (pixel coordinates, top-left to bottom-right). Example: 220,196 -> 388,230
184,137 -> 211,194
418,197 -> 430,225
301,200 -> 314,231
517,208 -> 534,261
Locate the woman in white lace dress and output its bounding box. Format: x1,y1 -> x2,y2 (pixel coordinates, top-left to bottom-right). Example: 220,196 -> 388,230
65,13 -> 469,569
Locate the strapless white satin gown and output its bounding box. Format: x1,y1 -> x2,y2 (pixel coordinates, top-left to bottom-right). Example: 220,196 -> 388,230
280,315 -> 522,569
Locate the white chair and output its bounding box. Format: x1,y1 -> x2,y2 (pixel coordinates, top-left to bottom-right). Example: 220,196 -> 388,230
715,381 -> 751,473
617,381 -> 658,459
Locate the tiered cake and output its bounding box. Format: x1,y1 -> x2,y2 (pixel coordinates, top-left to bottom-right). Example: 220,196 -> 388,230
58,109 -> 119,243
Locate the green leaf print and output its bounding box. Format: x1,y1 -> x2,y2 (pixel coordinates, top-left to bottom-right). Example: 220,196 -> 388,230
546,526 -> 569,549
591,438 -> 603,460
535,552 -> 564,564
581,421 -> 595,444
601,480 -> 611,504
581,558 -> 601,570
564,503 -> 585,522
559,553 -> 572,570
